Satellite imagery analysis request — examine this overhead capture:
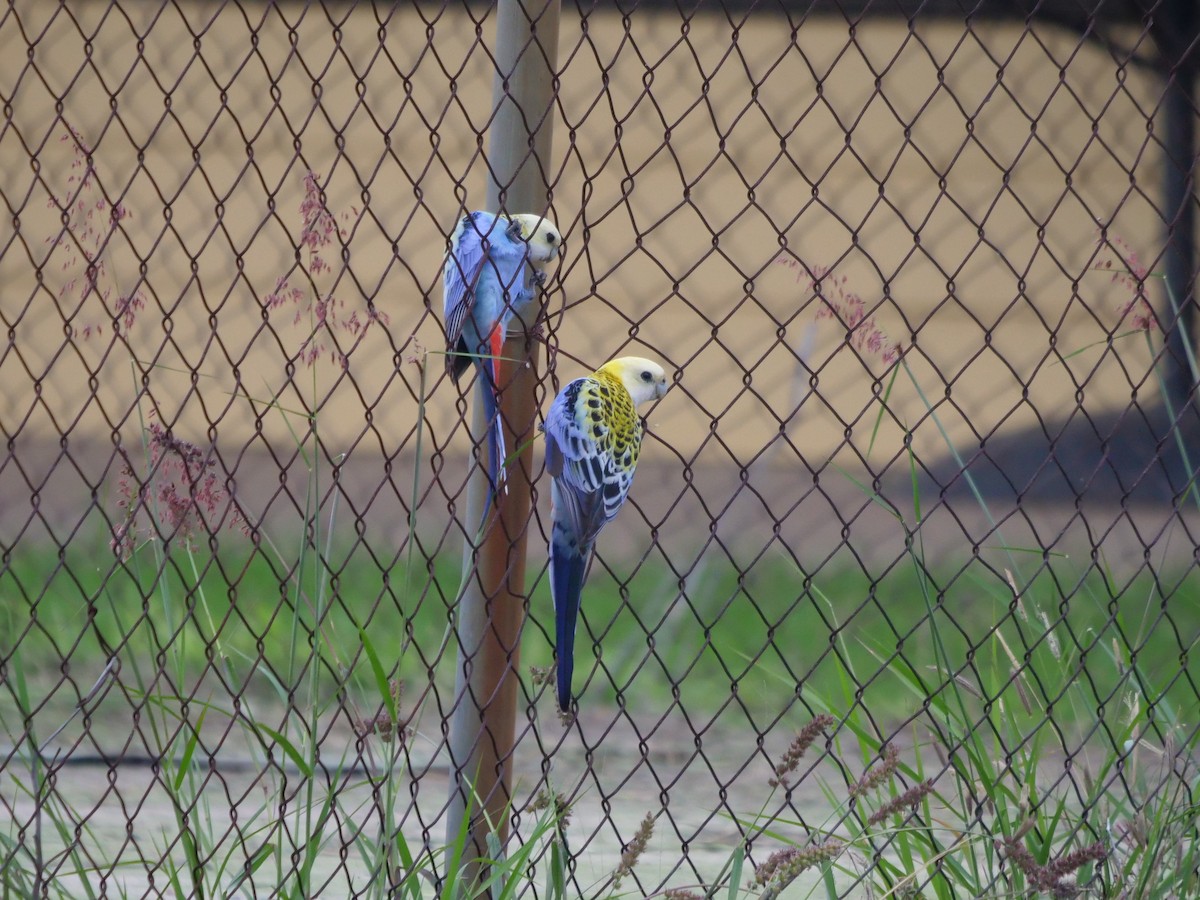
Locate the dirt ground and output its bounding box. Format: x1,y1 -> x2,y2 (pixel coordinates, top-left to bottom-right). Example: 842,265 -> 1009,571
6,695 -> 852,896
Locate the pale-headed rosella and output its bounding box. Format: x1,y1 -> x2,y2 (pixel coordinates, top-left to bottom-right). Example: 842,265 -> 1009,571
443,211 -> 560,512
543,356 -> 670,712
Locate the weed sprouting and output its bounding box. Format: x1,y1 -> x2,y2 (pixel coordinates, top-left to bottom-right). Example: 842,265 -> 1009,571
769,712 -> 836,788
112,419 -> 247,559
752,841 -> 845,897
611,811 -> 655,889
775,257 -> 903,366
995,830 -> 1107,899
864,781 -> 934,827
848,743 -> 899,799
46,125 -> 146,339
350,677 -> 410,744
263,170 -> 390,369
528,789 -> 574,830
1093,234 -> 1158,333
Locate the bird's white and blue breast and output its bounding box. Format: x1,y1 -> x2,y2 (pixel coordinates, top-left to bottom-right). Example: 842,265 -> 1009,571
444,211 -> 532,342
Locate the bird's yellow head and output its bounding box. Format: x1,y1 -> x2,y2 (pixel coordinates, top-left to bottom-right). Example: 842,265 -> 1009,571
597,357 -> 670,406
505,213 -> 562,265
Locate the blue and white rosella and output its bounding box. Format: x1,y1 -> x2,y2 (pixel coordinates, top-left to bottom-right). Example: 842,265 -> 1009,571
543,357 -> 670,712
443,211 -> 560,509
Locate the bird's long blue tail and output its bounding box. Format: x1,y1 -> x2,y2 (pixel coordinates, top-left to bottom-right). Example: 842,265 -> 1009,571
551,538 -> 589,712
475,357 -> 507,523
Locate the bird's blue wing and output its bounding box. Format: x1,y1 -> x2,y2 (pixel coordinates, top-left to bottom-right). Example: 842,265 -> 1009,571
544,378 -> 620,547
443,211 -> 495,356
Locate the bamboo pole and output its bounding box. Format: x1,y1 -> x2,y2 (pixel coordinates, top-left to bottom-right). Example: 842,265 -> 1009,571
444,0 -> 561,880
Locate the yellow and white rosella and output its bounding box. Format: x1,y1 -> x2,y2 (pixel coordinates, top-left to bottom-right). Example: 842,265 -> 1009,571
543,356 -> 669,712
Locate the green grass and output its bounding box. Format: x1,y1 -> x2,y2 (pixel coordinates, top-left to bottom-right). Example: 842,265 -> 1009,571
0,533 -> 452,704
3,532 -> 1197,730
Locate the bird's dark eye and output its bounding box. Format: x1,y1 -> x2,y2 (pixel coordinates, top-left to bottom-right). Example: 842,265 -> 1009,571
545,232 -> 558,244
640,370 -> 653,382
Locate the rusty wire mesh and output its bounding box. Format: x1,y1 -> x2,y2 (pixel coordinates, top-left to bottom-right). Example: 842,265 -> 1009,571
2,1 -> 1198,897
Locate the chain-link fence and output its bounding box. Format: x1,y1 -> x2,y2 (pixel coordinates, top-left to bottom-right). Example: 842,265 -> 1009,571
2,1 -> 1198,897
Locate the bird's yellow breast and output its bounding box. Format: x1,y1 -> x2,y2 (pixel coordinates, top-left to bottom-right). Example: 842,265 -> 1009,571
588,370 -> 641,462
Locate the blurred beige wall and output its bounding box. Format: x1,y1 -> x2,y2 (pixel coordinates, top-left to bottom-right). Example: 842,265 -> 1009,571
0,3 -> 1169,536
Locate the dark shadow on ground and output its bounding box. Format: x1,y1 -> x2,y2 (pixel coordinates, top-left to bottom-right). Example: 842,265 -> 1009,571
919,401 -> 1200,507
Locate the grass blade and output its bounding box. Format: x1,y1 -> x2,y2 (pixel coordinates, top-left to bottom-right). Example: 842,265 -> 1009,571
256,725 -> 314,779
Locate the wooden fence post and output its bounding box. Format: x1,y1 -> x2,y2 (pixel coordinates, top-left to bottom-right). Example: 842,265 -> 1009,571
444,0 -> 561,883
